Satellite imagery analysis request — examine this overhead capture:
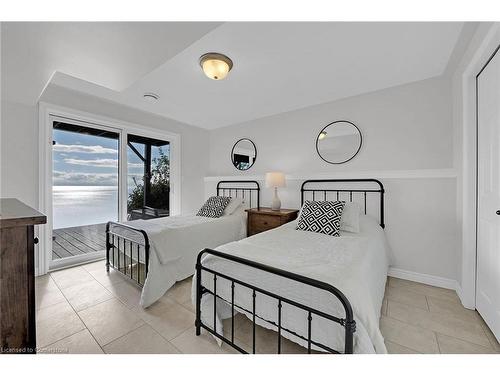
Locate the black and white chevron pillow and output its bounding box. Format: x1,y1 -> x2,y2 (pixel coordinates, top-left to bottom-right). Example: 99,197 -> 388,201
197,196 -> 232,218
296,200 -> 346,236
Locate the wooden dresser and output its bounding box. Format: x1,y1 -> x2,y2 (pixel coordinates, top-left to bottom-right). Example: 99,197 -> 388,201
0,199 -> 46,354
245,207 -> 299,236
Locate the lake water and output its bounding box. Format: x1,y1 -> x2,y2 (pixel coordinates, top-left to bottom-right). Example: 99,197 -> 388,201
53,186 -> 119,229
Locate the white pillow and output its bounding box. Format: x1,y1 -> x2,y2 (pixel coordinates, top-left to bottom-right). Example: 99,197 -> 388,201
223,197 -> 243,216
340,202 -> 361,233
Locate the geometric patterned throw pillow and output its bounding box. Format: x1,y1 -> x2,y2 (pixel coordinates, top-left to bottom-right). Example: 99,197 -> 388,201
296,200 -> 345,236
197,196 -> 232,218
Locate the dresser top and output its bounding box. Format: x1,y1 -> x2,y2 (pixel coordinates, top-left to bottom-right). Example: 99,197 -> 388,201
245,207 -> 299,216
0,199 -> 47,228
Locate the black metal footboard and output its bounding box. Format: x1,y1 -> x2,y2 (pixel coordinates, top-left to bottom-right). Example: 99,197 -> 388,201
195,248 -> 356,354
105,222 -> 150,286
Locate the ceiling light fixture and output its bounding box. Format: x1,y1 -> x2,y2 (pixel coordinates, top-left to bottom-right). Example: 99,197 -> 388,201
199,53 -> 233,80
143,92 -> 160,102
318,131 -> 328,140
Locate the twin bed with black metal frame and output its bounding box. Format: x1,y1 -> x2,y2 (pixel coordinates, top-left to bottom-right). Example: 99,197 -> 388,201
105,180 -> 260,304
194,179 -> 386,354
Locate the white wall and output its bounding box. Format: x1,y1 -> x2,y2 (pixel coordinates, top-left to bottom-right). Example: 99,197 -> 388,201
206,76 -> 459,282
0,84 -> 210,214
0,100 -> 39,207
209,77 -> 453,175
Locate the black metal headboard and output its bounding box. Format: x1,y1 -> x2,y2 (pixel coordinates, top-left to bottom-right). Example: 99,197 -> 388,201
300,179 -> 385,228
217,180 -> 260,209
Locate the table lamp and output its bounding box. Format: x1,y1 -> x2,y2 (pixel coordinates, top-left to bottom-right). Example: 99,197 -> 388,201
265,172 -> 286,211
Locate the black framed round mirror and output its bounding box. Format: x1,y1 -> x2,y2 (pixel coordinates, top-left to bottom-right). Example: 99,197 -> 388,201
316,121 -> 362,164
231,138 -> 257,171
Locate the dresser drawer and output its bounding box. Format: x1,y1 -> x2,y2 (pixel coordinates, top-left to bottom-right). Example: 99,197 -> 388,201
249,214 -> 281,233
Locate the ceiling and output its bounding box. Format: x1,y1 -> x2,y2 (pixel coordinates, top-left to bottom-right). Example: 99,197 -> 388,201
1,22 -> 221,104
2,22 -> 467,129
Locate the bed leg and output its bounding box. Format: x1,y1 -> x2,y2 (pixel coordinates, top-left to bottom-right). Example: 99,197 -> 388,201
195,262 -> 202,336
344,319 -> 356,354
105,223 -> 110,272
105,244 -> 110,272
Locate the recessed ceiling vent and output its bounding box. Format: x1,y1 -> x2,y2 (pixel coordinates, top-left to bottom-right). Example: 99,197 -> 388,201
143,92 -> 160,102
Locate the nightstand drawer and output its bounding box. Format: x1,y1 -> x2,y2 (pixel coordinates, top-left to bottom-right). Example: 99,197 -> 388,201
246,207 -> 299,237
250,214 -> 281,233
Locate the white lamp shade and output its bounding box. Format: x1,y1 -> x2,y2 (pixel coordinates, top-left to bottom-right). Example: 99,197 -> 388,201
265,172 -> 286,188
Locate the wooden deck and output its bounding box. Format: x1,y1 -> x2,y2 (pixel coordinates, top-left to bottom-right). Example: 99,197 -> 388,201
52,223 -> 106,259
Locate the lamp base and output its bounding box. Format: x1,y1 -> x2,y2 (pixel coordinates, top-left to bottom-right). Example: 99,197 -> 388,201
271,187 -> 281,211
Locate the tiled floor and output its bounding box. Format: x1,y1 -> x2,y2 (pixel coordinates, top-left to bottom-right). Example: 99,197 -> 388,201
36,260 -> 500,354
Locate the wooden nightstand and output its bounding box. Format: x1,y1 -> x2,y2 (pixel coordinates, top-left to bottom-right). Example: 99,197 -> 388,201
245,207 -> 299,236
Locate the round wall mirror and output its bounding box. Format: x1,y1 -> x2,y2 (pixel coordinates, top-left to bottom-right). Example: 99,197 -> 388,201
316,121 -> 362,164
231,138 -> 257,171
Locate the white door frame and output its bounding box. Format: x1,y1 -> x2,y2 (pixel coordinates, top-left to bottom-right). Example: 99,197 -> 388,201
38,102 -> 181,275
458,23 -> 500,309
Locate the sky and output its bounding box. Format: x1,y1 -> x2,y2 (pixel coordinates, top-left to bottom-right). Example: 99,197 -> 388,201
52,128 -> 169,188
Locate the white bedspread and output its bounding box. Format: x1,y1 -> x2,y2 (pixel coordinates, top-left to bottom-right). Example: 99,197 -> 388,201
192,215 -> 389,354
126,212 -> 246,307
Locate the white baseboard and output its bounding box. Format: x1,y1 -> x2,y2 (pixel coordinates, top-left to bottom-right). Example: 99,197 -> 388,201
388,267 -> 459,291
455,284 -> 476,310
388,267 -> 478,311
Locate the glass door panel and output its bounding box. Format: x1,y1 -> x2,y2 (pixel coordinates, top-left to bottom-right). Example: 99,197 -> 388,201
127,134 -> 170,220
52,120 -> 119,262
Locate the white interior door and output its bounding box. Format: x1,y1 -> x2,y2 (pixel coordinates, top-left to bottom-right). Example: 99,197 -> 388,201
476,46 -> 500,341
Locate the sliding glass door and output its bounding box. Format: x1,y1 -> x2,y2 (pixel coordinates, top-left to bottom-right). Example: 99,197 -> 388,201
47,114 -> 175,270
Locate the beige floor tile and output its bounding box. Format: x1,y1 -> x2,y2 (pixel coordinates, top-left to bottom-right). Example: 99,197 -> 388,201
485,332 -> 500,353
105,281 -> 142,309
163,278 -> 196,313
381,298 -> 388,316
170,325 -> 245,354
477,316 -> 500,353
389,277 -> 459,303
385,340 -> 420,354
379,316 -> 439,353
41,329 -> 103,354
181,301 -> 195,314
436,333 -> 496,354
385,286 -> 429,310
78,299 -> 145,346
36,287 -> 66,310
133,298 -> 195,341
426,296 -> 480,324
36,301 -> 86,348
51,266 -> 94,290
223,313 -> 253,334
216,314 -> 250,341
36,274 -> 59,292
88,266 -> 127,288
61,279 -> 114,312
164,278 -> 193,306
82,259 -> 106,272
103,325 -> 180,354
387,300 -> 491,348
